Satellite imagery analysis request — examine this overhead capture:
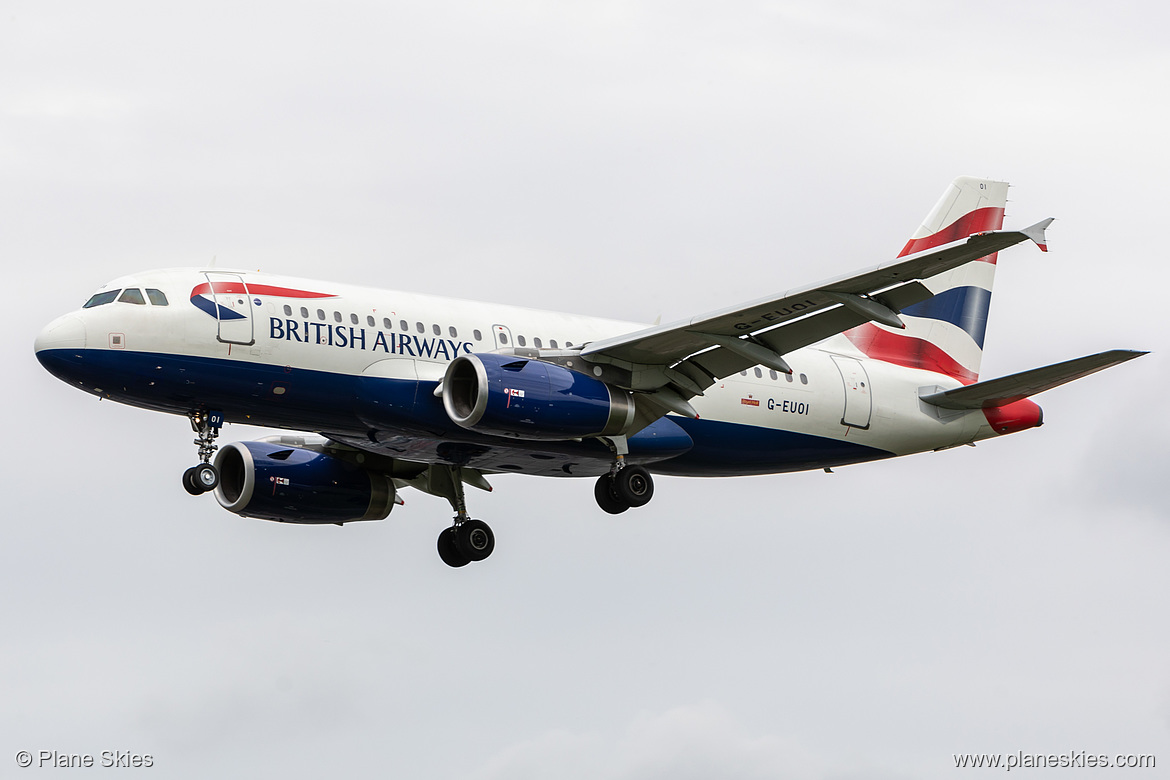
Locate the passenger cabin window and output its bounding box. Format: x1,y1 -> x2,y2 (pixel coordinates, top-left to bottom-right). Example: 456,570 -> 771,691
333,311 -> 342,323
283,304 -> 293,316
118,288 -> 146,305
769,370 -> 778,380
449,326 -> 458,338
84,290 -> 120,308
534,337 -> 543,349
753,367 -> 763,378
383,318 -> 392,329
351,313 -> 359,325
366,315 -> 374,327
473,329 -> 482,341
317,309 -> 326,320
498,332 -> 509,344
415,322 -> 424,333
517,335 -> 526,347
146,289 -> 169,306
800,373 -> 808,385
550,340 -> 558,349
301,307 -> 309,318
400,320 -> 408,331
432,324 -> 441,336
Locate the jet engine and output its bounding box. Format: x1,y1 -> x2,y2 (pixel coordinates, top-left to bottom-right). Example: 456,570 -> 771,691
213,440 -> 396,524
441,353 -> 635,440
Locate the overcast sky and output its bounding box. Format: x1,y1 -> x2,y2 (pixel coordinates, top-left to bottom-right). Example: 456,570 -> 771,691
3,1 -> 1168,777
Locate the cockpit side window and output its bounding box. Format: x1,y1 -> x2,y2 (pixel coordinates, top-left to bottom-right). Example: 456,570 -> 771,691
83,290 -> 121,308
145,288 -> 169,306
118,288 -> 146,305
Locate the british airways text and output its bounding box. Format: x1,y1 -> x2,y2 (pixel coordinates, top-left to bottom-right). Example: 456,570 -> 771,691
269,318 -> 473,360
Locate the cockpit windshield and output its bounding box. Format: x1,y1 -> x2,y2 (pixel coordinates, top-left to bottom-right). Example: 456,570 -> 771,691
83,290 -> 120,308
82,287 -> 170,308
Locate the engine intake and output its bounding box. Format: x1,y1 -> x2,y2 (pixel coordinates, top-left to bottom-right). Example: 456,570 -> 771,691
213,441 -> 396,524
442,353 -> 636,440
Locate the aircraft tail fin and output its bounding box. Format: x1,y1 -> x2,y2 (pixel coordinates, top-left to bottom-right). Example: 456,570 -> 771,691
844,176 -> 1010,383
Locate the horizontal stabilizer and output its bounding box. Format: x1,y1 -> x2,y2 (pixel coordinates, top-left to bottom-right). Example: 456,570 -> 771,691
920,349 -> 1147,410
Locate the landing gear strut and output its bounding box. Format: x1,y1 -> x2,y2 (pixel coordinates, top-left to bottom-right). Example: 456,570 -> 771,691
434,464 -> 495,568
183,409 -> 223,496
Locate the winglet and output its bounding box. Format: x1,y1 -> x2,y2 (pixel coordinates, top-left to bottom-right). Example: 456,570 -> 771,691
1021,217 -> 1055,252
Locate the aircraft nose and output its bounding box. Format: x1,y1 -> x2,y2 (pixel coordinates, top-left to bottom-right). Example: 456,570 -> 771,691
35,314 -> 90,386
35,313 -> 87,353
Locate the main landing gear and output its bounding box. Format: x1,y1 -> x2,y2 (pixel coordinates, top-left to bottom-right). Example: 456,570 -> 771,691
434,464 -> 495,568
183,409 -> 224,496
437,519 -> 495,568
594,461 -> 655,515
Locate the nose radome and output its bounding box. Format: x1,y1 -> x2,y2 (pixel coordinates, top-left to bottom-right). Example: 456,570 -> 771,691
35,313 -> 87,353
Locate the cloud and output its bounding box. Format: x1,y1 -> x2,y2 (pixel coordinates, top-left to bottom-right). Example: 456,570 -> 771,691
470,702 -> 827,780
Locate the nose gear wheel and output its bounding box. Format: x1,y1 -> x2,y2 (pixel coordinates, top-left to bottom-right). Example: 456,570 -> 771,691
183,409 -> 223,496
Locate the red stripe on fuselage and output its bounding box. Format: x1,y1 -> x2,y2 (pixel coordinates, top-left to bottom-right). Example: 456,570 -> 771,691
190,282 -> 336,298
844,324 -> 978,384
899,206 -> 1005,259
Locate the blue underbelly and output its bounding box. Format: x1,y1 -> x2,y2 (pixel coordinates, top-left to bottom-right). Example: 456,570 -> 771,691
37,348 -> 893,477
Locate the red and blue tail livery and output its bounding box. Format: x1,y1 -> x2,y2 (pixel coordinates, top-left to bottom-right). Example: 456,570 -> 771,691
35,178 -> 1145,568
845,177 -> 1008,384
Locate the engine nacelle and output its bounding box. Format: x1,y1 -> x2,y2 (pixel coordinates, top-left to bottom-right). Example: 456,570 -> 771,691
442,353 -> 635,440
213,440 -> 396,524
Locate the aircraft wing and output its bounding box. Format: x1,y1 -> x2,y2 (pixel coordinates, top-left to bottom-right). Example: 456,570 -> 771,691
579,220 -> 1052,409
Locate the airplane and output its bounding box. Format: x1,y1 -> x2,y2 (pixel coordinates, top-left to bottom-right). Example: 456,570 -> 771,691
34,177 -> 1145,567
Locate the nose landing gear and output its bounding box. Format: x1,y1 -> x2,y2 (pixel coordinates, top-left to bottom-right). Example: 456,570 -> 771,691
183,409 -> 223,496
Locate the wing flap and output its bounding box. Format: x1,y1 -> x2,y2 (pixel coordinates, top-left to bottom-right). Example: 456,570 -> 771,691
920,350 -> 1147,410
